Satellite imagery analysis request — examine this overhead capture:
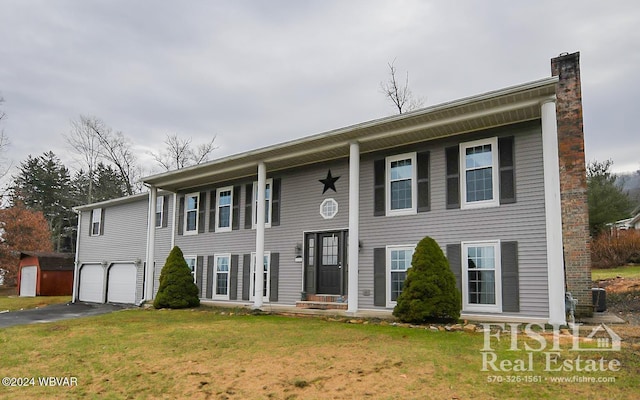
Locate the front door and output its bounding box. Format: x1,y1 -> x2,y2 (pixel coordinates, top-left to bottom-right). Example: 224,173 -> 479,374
317,232 -> 342,294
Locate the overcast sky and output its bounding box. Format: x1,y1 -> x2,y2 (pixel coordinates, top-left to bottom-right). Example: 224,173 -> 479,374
1,0 -> 639,186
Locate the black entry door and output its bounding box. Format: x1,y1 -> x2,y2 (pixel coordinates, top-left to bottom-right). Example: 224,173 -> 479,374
317,232 -> 342,294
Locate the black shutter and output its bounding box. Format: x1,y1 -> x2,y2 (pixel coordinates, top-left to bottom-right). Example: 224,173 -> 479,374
271,178 -> 281,227
89,210 -> 94,236
244,184 -> 253,229
499,136 -> 516,204
232,186 -> 241,230
99,209 -> 105,235
242,254 -> 251,300
445,146 -> 460,209
269,253 -> 279,302
209,190 -> 216,232
196,256 -> 204,297
501,241 -> 520,312
177,196 -> 185,235
374,159 -> 386,216
229,255 -> 239,300
198,192 -> 207,233
446,244 -> 462,293
206,255 -> 214,299
162,195 -> 169,228
417,151 -> 430,213
373,247 -> 386,307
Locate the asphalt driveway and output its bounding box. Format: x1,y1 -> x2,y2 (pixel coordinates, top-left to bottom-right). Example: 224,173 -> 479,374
0,302 -> 131,328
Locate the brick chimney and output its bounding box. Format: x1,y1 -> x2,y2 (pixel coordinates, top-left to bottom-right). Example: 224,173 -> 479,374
551,52 -> 592,316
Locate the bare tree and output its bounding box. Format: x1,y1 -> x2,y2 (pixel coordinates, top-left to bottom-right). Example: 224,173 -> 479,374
151,133 -> 217,171
0,96 -> 12,182
76,116 -> 140,195
380,59 -> 425,114
65,115 -> 102,202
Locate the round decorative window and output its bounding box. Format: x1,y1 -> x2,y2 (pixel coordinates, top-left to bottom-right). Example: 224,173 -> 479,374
320,198 -> 338,219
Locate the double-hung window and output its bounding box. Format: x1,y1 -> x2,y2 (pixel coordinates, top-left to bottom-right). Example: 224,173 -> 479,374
216,187 -> 233,232
184,256 -> 197,283
461,241 -> 501,312
386,245 -> 414,307
386,153 -> 417,215
213,254 -> 231,299
91,208 -> 102,236
250,252 -> 270,301
252,178 -> 273,228
184,193 -> 199,234
460,138 -> 499,209
155,196 -> 164,228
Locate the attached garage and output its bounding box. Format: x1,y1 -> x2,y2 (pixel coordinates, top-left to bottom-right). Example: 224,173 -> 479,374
106,263 -> 137,304
78,264 -> 106,303
18,252 -> 74,297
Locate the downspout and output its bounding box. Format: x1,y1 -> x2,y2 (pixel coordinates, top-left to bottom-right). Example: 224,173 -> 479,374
72,209 -> 82,303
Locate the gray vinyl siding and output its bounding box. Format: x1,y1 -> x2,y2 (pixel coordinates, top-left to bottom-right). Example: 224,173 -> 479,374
171,121 -> 549,317
358,122 -> 549,317
174,161 -> 350,305
77,197 -> 148,304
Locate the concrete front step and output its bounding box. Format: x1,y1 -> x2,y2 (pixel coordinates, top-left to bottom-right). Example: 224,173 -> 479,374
295,301 -> 348,310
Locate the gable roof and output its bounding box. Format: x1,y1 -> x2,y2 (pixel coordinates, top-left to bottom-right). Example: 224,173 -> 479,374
20,251 -> 75,271
144,77 -> 558,192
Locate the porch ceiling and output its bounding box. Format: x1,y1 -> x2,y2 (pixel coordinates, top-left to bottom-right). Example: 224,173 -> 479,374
144,77 -> 557,192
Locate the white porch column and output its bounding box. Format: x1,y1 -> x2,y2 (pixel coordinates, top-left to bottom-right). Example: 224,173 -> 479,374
541,97 -> 567,326
254,162 -> 266,309
347,142 -> 360,313
144,186 -> 158,302
171,192 -> 177,249
72,210 -> 82,303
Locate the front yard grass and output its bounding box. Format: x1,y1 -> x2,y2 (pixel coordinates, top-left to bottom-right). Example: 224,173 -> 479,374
592,265 -> 640,281
0,308 -> 638,399
0,291 -> 70,312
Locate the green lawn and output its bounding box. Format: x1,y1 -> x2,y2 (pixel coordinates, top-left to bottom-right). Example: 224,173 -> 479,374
592,265 -> 640,281
0,292 -> 70,312
0,308 -> 638,399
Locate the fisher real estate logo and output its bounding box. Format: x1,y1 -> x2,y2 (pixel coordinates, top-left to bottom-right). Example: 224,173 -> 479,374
481,323 -> 621,373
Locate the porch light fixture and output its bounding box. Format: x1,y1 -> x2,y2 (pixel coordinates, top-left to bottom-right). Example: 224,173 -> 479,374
295,243 -> 303,263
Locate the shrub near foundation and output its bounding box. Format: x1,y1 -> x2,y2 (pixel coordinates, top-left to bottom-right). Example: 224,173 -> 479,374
154,246 -> 200,309
393,236 -> 461,323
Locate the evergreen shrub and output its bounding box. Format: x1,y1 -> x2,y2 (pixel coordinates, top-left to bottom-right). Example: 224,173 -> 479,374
154,246 -> 200,309
393,236 -> 461,323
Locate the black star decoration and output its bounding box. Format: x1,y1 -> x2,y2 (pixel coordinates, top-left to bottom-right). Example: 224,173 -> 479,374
319,170 -> 340,194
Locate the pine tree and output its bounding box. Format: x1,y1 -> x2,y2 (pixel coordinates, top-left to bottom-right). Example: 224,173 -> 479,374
393,236 -> 461,323
154,246 -> 200,309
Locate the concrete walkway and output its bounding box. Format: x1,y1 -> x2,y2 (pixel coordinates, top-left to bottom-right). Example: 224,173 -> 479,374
0,302 -> 130,329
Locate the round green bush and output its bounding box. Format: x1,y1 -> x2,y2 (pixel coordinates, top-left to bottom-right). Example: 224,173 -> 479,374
153,246 -> 200,309
392,236 -> 461,323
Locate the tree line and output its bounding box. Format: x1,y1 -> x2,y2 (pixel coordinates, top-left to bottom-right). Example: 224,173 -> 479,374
0,99 -> 216,285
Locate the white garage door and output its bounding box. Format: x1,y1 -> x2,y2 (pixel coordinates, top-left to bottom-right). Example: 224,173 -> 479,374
107,263 -> 137,304
79,264 -> 105,303
20,266 -> 37,297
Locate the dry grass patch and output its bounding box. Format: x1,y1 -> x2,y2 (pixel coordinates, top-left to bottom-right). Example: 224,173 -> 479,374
0,308 -> 638,399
